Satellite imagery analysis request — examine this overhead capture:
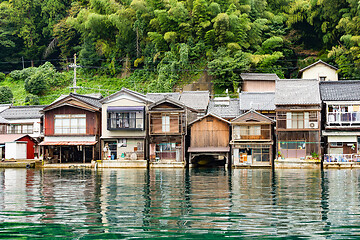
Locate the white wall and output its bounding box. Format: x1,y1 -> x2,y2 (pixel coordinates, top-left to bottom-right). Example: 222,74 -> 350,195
5,142 -> 27,159
302,63 -> 338,81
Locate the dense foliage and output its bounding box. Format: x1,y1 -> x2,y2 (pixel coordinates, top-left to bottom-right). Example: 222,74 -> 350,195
1,0 -> 360,100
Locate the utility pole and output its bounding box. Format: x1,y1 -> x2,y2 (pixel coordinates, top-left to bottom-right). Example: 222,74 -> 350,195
69,53 -> 81,93
21,56 -> 24,69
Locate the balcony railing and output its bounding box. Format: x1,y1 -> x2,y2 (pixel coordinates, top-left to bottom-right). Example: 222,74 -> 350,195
324,154 -> 360,163
328,112 -> 360,124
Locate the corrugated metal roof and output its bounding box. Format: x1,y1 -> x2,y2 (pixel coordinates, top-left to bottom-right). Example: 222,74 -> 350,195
239,92 -> 275,111
320,81 -> 360,101
275,79 -> 321,105
39,141 -> 97,146
0,105 -> 46,119
0,134 -> 32,143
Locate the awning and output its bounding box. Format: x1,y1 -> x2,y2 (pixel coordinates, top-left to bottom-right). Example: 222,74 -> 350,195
188,147 -> 230,153
328,136 -> 357,143
107,106 -> 144,112
39,141 -> 97,146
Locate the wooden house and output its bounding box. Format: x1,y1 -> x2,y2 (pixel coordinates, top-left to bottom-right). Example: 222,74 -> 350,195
187,113 -> 230,167
275,79 -> 322,164
240,73 -> 279,92
299,60 -> 338,81
39,93 -> 102,163
320,81 -> 360,164
231,110 -> 274,167
99,88 -> 153,167
148,97 -> 189,167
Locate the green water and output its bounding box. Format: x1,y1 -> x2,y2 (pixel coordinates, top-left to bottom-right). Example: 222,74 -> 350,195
0,168 -> 359,239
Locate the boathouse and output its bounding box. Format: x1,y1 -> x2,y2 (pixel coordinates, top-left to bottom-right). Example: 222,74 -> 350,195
187,113 -> 230,167
231,110 -> 274,167
275,79 -> 322,167
39,93 -> 102,163
0,134 -> 36,159
320,81 -> 360,165
148,97 -> 191,167
99,88 -> 153,167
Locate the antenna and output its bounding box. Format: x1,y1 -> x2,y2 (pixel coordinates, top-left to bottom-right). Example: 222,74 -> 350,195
69,53 -> 81,93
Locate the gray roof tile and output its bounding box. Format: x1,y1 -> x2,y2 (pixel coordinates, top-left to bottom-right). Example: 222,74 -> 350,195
240,73 -> 279,81
275,79 -> 321,105
208,98 -> 240,119
320,80 -> 360,101
179,91 -> 209,111
146,93 -> 180,102
239,92 -> 275,111
0,105 -> 46,119
70,93 -> 102,108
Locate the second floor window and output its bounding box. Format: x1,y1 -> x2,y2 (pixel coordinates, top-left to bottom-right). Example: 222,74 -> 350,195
162,114 -> 170,132
107,110 -> 144,130
7,124 -> 33,134
54,114 -> 86,134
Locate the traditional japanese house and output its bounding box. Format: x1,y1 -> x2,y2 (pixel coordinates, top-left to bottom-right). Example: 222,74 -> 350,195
207,96 -> 240,121
148,97 -> 190,167
275,79 -> 322,165
231,110 -> 274,167
240,73 -> 279,92
320,81 -> 360,164
187,113 -> 230,167
239,92 -> 276,120
299,60 -> 338,81
0,105 -> 46,158
99,88 -> 154,167
39,93 -> 102,163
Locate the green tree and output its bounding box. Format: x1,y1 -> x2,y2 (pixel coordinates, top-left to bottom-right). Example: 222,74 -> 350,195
0,86 -> 13,104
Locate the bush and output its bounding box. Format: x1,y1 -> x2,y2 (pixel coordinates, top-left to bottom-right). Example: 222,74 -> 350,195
0,86 -> 13,104
25,95 -> 40,105
25,71 -> 48,95
9,67 -> 36,81
0,72 -> 5,81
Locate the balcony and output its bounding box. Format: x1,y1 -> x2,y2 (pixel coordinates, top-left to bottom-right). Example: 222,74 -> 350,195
327,112 -> 360,125
324,154 -> 360,163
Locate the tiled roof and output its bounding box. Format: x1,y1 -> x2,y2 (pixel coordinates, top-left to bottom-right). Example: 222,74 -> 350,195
320,81 -> 360,101
179,91 -> 209,111
299,60 -> 338,73
70,93 -> 102,108
239,92 -> 275,111
0,116 -> 9,124
275,79 -> 321,105
0,105 -> 46,119
240,73 -> 279,81
146,93 -> 181,102
208,98 -> 240,119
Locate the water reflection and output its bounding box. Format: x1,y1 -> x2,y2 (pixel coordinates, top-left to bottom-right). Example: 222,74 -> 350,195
2,168 -> 360,238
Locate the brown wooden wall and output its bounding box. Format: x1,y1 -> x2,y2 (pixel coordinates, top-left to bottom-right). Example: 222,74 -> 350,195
44,105 -> 101,136
190,116 -> 229,148
149,113 -> 182,134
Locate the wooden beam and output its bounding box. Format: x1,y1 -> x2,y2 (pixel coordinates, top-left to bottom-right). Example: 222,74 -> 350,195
83,146 -> 85,163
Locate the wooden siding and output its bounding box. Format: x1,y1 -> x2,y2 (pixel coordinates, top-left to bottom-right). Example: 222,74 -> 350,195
44,105 -> 101,136
190,116 -> 229,148
149,112 -> 184,134
232,124 -> 272,141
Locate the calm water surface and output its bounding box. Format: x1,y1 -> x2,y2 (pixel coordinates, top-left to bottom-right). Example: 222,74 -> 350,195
0,168 -> 360,239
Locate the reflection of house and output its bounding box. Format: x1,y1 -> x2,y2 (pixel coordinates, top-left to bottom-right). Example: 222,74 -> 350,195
99,88 -> 153,167
40,93 -> 102,163
239,92 -> 276,120
0,134 -> 36,159
207,96 -> 240,121
240,73 -> 279,92
299,60 -> 338,81
275,79 -> 322,164
188,113 -> 230,167
231,110 -> 274,167
320,81 -> 360,164
148,98 -> 189,167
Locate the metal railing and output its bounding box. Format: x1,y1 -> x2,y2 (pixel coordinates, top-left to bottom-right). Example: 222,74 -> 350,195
324,154 -> 360,163
328,112 -> 360,124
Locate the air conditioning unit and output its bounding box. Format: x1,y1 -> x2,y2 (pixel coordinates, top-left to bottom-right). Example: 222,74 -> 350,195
309,122 -> 318,129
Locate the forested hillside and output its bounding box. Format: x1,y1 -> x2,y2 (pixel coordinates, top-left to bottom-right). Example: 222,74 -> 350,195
0,0 -> 360,104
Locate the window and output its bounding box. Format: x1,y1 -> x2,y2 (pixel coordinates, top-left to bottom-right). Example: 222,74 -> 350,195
117,139 -> 127,147
107,110 -> 143,130
280,141 -> 306,150
162,114 -> 170,132
319,76 -> 326,81
253,148 -> 270,162
239,125 -> 261,136
286,112 -> 310,129
54,114 -> 86,134
7,124 -> 33,134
